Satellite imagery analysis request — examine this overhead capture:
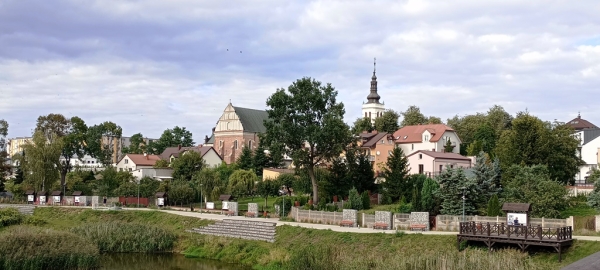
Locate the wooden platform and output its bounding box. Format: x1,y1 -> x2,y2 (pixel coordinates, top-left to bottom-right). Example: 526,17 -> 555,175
457,221 -> 573,262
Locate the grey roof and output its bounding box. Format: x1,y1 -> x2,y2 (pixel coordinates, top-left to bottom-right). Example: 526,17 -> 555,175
206,134 -> 214,144
233,106 -> 269,133
502,203 -> 531,212
583,128 -> 600,145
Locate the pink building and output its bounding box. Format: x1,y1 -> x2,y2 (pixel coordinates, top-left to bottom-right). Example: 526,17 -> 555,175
406,150 -> 472,178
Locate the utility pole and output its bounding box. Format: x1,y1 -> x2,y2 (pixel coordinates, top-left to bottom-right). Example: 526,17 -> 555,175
461,187 -> 466,222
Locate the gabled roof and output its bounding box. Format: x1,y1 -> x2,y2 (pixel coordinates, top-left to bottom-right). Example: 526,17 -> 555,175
567,114 -> 598,130
502,203 -> 531,212
121,154 -> 161,166
51,191 -> 62,196
161,146 -> 222,160
407,150 -> 471,161
233,106 -> 269,133
393,124 -> 457,143
360,132 -> 390,148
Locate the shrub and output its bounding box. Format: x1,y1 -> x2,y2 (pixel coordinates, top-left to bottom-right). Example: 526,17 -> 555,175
348,187 -> 363,210
361,192 -> 371,210
0,208 -> 24,227
0,226 -> 99,270
23,215 -> 47,226
71,221 -> 176,253
487,194 -> 501,216
273,196 -> 293,217
397,196 -> 412,213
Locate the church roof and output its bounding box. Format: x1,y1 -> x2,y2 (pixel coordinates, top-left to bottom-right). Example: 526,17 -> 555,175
233,106 -> 269,133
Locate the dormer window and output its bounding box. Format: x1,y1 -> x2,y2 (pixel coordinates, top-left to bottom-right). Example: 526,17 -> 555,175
125,159 -> 128,164
403,136 -> 408,140
381,140 -> 385,144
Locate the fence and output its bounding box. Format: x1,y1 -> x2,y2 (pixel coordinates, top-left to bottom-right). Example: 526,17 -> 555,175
291,207 -> 348,225
435,215 -> 572,231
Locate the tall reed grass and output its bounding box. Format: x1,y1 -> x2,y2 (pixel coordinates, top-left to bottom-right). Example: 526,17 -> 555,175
0,226 -> 99,270
71,221 -> 176,252
0,207 -> 24,227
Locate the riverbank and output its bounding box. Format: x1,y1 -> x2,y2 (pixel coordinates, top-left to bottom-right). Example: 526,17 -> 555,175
8,207 -> 600,269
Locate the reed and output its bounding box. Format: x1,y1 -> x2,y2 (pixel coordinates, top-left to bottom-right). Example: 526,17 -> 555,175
0,207 -> 24,227
71,221 -> 177,253
0,226 -> 99,270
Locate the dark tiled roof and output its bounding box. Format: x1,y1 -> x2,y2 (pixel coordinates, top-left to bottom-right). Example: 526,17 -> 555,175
219,194 -> 234,201
361,132 -> 389,148
206,134 -> 214,144
162,146 -> 220,160
51,191 -> 62,196
407,150 -> 471,161
567,115 -> 598,130
502,203 -> 531,212
38,191 -> 47,196
72,191 -> 83,196
155,192 -> 166,198
233,106 -> 269,133
25,190 -> 35,195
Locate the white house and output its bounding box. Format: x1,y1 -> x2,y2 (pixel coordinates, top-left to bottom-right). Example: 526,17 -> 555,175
160,145 -> 223,168
573,128 -> 600,182
115,153 -> 161,172
60,154 -> 103,171
406,150 -> 473,177
393,124 -> 462,155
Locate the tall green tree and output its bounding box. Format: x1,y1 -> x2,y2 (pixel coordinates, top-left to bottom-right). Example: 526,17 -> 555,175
380,147 -> 410,202
193,167 -> 223,201
400,105 -> 428,127
326,157 -> 352,199
237,147 -> 254,171
262,77 -> 352,204
467,123 -> 497,156
447,113 -> 487,155
345,147 -> 375,193
252,146 -> 269,177
228,169 -> 258,198
426,116 -> 443,124
122,133 -> 146,154
351,117 -> 374,135
421,177 -> 439,214
85,121 -> 122,166
168,179 -> 195,207
22,131 -> 63,192
0,120 -> 9,191
470,152 -> 502,212
374,110 -> 400,133
487,194 -> 501,216
147,126 -> 194,155
436,167 -> 477,215
171,151 -> 205,181
256,179 -> 280,211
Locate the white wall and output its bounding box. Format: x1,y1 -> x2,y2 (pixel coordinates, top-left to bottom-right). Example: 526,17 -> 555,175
397,130 -> 461,155
202,150 -> 223,168
434,131 -> 461,154
215,103 -> 244,132
115,156 -> 136,172
576,136 -> 600,181
361,103 -> 385,124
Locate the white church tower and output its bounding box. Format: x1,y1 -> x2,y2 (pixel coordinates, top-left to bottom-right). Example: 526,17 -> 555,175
361,58 -> 385,123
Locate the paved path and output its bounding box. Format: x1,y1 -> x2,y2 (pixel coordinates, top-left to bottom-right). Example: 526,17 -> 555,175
562,252 -> 600,270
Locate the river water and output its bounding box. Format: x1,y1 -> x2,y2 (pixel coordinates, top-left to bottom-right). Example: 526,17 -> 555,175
100,253 -> 247,270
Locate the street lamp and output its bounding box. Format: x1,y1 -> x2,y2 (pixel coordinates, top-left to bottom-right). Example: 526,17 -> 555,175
461,186 -> 466,222
200,183 -> 203,213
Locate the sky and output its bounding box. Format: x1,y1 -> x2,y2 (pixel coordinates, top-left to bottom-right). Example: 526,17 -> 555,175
1,0 -> 600,143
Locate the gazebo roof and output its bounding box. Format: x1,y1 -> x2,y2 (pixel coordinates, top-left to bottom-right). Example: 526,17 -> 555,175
25,190 -> 35,195
502,203 -> 531,212
72,191 -> 83,196
155,192 -> 167,198
51,191 -> 62,196
219,194 -> 234,201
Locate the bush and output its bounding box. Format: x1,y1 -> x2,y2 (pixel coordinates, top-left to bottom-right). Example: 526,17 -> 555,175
487,194 -> 501,216
361,192 -> 371,210
348,187 -> 363,210
0,226 -> 99,270
23,215 -> 47,226
0,208 -> 24,227
273,196 -> 293,217
397,196 -> 412,213
70,221 -> 176,253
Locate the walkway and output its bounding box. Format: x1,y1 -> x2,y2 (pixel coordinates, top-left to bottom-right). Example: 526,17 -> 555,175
562,251 -> 600,270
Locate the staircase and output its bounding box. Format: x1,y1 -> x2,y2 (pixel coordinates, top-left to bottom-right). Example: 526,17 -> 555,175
0,204 -> 35,215
187,219 -> 276,243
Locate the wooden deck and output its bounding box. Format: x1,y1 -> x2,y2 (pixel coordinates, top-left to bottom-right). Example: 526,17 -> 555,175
457,221 -> 573,262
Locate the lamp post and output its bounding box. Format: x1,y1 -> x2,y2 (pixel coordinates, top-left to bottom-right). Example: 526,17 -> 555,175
461,186 -> 466,222
200,183 -> 203,213
282,185 -> 286,219
137,179 -> 140,208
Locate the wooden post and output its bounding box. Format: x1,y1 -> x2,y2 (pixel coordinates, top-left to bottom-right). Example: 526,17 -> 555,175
538,225 -> 542,240
487,222 -> 490,236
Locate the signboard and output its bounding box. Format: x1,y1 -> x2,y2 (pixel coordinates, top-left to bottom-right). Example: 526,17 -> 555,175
39,196 -> 47,204
157,198 -> 165,206
206,202 -> 215,209
507,213 -> 527,226
222,201 -> 229,210
53,196 -> 61,203
27,195 -> 34,202
75,197 -> 80,203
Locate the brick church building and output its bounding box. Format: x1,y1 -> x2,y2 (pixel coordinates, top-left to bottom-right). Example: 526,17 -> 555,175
204,102 -> 269,164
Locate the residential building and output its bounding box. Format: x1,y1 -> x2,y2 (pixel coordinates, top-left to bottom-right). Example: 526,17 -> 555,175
262,168 -> 295,181
160,145 -> 223,168
132,168 -> 173,181
102,135 -> 159,165
115,153 -> 161,172
7,137 -> 32,158
60,154 -> 103,171
573,128 -> 600,182
361,59 -> 385,124
358,131 -> 395,174
406,150 -> 472,177
393,124 -> 461,155
210,102 -> 269,164
567,113 -> 598,131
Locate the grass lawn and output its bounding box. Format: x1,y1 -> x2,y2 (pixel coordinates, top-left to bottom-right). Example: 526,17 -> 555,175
561,202 -> 597,218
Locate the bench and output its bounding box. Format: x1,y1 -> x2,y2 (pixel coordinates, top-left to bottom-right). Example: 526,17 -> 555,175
410,224 -> 427,231
340,220 -> 355,227
245,212 -> 256,218
225,211 -> 235,216
373,222 -> 388,230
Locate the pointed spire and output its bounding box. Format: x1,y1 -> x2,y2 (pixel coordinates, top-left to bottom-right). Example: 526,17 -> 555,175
366,58 -> 381,104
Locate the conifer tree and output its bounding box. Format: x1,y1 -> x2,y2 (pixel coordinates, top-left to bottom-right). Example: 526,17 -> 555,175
421,177 -> 439,214
381,147 -> 410,202
237,147 -> 254,171
436,167 -> 476,215
487,194 -> 501,216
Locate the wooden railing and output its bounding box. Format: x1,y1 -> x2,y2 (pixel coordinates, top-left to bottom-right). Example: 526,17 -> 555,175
459,221 -> 572,241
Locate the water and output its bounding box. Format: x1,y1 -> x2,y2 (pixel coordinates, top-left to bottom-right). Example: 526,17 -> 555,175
100,253 -> 246,270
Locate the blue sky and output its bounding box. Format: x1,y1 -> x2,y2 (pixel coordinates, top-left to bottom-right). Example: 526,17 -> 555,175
1,0 -> 600,143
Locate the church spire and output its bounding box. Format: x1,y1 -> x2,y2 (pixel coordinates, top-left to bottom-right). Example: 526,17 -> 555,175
366,58 -> 381,104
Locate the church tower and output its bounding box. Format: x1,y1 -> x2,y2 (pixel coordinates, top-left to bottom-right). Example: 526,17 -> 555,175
361,58 -> 385,123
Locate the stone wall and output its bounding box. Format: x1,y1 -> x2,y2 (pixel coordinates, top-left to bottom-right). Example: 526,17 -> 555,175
343,209 -> 357,227
375,211 -> 392,230
227,202 -> 239,216
248,203 -> 258,217
409,212 -> 430,231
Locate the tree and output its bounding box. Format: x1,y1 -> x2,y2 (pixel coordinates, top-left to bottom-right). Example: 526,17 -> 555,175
421,177 -> 439,214
22,131 -> 63,192
147,126 -> 194,155
380,147 -> 410,202
0,119 -> 9,191
262,77 -> 352,204
228,169 -> 257,198
171,151 -> 205,181
400,105 -> 427,127
447,113 -> 487,155
35,114 -> 88,194
97,167 -> 133,197
252,146 -> 269,177
344,147 -> 375,193
467,123 -> 496,156
426,116 -> 443,124
122,133 -> 146,154
361,191 -> 371,210
374,110 -> 400,133
486,105 -> 513,138
193,168 -> 223,202
348,187 -> 363,210
85,121 -> 122,166
470,152 -> 502,211
503,165 -> 567,218
436,167 -> 477,215
443,138 -> 454,153
168,180 -> 195,207
351,117 -> 374,135
153,159 -> 169,168
487,194 -> 501,216
256,179 -> 280,211
237,147 -> 254,171
325,157 -> 352,198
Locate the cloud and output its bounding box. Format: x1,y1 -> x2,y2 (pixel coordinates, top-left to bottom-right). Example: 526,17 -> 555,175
2,0 -> 600,143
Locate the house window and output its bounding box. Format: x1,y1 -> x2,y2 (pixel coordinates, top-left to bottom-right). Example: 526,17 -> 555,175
119,168 -> 123,172
419,154 -> 422,160
439,165 -> 443,172
418,164 -> 424,174
450,165 -> 454,169
125,159 -> 128,164
129,168 -> 132,172
91,161 -> 94,164
234,140 -> 238,149
425,135 -> 429,141
411,144 -> 414,150
219,140 -> 223,148
381,140 -> 384,144
248,140 -> 253,149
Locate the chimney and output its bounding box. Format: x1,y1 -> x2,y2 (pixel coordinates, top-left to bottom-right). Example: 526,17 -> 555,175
178,144 -> 181,150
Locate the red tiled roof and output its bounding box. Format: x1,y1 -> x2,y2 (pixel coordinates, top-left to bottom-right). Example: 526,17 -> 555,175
407,150 -> 471,161
567,115 -> 598,130
124,154 -> 161,166
161,146 -> 218,160
393,124 -> 455,143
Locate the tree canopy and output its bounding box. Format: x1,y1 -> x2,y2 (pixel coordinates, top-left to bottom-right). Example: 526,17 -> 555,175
171,150 -> 205,181
261,77 -> 352,203
380,147 -> 410,202
122,133 -> 146,154
147,126 -> 194,155
351,117 -> 374,135
374,110 -> 400,133
85,121 -> 122,166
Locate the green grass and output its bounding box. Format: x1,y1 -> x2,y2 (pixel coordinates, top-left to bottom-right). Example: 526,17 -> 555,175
561,202 -> 597,218
71,221 -> 177,252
